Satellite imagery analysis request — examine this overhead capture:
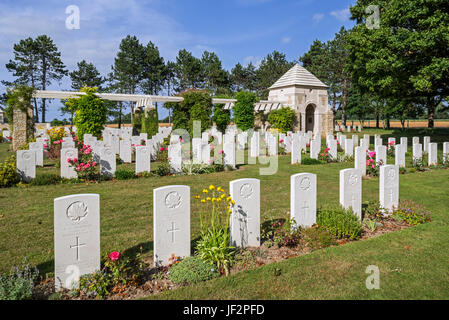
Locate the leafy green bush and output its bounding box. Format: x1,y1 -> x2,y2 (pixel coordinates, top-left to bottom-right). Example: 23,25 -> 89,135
261,218 -> 301,248
155,162 -> 171,176
301,157 -> 323,165
115,169 -> 137,180
234,91 -> 257,131
392,200 -> 431,226
267,107 -> 296,133
30,174 -> 63,186
317,206 -> 363,240
141,108 -> 159,137
0,155 -> 19,188
213,103 -> 231,133
301,225 -> 336,250
70,87 -> 107,140
168,256 -> 219,284
0,259 -> 39,300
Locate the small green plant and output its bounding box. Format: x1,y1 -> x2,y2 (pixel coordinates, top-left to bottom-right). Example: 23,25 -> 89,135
0,155 -> 19,188
302,157 -> 323,165
155,162 -> 171,176
392,200 -> 431,226
30,174 -> 63,186
317,206 -> 363,240
363,201 -> 384,221
399,167 -> 407,174
261,218 -> 301,248
168,256 -> 218,284
363,219 -> 377,232
0,258 -> 39,300
115,169 -> 137,180
301,225 -> 336,250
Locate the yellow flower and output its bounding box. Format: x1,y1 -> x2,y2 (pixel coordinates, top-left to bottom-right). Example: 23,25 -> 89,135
201,199 -> 206,203
212,198 -> 216,202
202,189 -> 208,193
195,195 -> 201,199
228,209 -> 233,213
217,187 -> 222,191
217,198 -> 222,202
206,197 -> 211,201
226,196 -> 231,201
220,194 -> 226,199
231,200 -> 235,205
209,185 -> 215,190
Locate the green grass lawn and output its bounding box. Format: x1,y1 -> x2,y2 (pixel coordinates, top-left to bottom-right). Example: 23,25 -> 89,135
0,128 -> 448,299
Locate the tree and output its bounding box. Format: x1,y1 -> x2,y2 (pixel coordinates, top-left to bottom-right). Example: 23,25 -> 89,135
4,35 -> 67,123
110,35 -> 145,128
230,62 -> 257,92
348,0 -> 449,128
234,91 -> 257,131
255,51 -> 295,99
201,51 -> 230,93
175,49 -> 203,91
3,38 -> 40,121
140,41 -> 166,95
69,60 -> 104,90
300,27 -> 352,126
34,35 -> 68,123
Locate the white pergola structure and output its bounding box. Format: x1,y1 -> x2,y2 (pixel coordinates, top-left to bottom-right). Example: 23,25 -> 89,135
33,90 -> 236,111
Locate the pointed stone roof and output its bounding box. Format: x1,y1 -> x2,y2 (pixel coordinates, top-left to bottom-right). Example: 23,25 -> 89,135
268,63 -> 328,90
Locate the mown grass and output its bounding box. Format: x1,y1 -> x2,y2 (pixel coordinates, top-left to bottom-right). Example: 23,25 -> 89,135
0,128 -> 448,299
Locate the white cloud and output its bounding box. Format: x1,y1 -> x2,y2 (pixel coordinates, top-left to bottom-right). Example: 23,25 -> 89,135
330,8 -> 350,22
312,13 -> 324,22
282,37 -> 291,44
243,56 -> 262,67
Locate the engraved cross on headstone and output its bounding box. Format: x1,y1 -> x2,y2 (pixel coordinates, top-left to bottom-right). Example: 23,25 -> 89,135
167,222 -> 180,243
389,189 -> 394,202
351,194 -> 356,210
301,201 -> 309,214
70,236 -> 86,261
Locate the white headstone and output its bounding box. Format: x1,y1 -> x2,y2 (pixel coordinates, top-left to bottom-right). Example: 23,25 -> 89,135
423,136 -> 430,153
230,178 -> 260,248
355,146 -> 366,176
54,194 -> 100,291
310,138 -> 320,159
412,137 -> 419,145
192,138 -> 202,164
339,168 -> 362,219
119,139 -> 132,163
328,139 -> 337,160
250,132 -> 259,158
428,142 -> 438,166
379,165 -> 399,213
29,142 -> 43,167
395,144 -> 405,167
412,143 -> 422,163
375,145 -> 387,165
100,146 -> 116,177
290,173 -> 316,228
61,147 -> 78,179
16,150 -> 36,182
135,146 -> 151,174
443,142 -> 449,163
223,134 -> 236,168
344,138 -> 354,157
62,138 -> 75,149
291,134 -> 301,164
168,143 -> 182,173
153,185 -> 190,266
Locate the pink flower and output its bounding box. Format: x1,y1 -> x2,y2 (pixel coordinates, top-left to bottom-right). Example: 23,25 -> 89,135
279,139 -> 284,143
368,151 -> 376,158
109,251 -> 120,261
73,158 -> 78,163
372,165 -> 375,169
67,158 -> 72,163
165,147 -> 168,151
43,144 -> 48,148
160,147 -> 164,151
92,162 -> 97,166
366,160 -> 371,166
219,149 -> 224,154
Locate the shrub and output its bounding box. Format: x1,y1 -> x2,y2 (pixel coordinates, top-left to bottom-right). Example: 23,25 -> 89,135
30,174 -> 62,186
301,225 -> 336,250
261,218 -> 301,248
0,155 -> 19,188
141,108 -> 159,137
71,87 -> 107,140
363,201 -> 384,221
0,259 -> 39,300
155,162 -> 171,176
115,169 -> 136,180
392,200 -> 431,226
168,256 -> 219,284
301,157 -> 323,165
213,106 -> 231,133
317,206 -> 363,240
234,91 -> 257,131
267,107 -> 296,133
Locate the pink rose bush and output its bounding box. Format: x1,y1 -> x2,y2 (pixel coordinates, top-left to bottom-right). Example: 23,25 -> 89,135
366,150 -> 382,177
67,141 -> 99,181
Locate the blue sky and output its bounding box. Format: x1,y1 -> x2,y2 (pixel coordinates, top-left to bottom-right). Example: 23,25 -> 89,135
0,0 -> 356,120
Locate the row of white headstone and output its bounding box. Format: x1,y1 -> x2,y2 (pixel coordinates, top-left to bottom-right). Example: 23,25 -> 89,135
53,165 -> 399,291
335,124 -> 362,132
17,129 -> 172,181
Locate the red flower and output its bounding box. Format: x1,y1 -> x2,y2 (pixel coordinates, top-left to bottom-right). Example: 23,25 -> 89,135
109,251 -> 120,261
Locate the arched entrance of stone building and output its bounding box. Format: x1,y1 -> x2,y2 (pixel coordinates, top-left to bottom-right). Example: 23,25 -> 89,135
305,104 -> 315,133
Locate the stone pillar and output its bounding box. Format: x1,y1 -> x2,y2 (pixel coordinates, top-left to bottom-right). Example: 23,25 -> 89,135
12,106 -> 34,151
